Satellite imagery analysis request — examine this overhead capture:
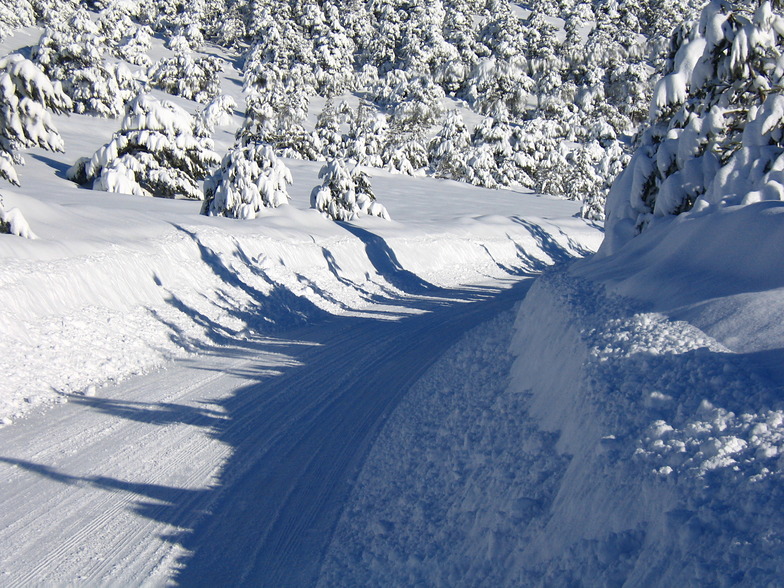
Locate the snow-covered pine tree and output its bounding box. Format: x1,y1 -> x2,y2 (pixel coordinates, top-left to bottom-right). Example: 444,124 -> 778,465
202,142 -> 292,219
0,0 -> 35,41
239,37 -> 315,156
67,93 -> 219,200
33,8 -> 139,117
147,52 -> 223,104
195,94 -> 237,137
0,54 -> 70,238
578,139 -> 630,221
373,71 -> 446,130
303,0 -> 356,97
97,1 -> 139,47
0,196 -> 37,239
382,127 -> 429,176
428,109 -> 471,180
116,25 -> 154,67
311,159 -> 390,220
313,98 -> 350,160
0,54 -> 71,186
604,0 -> 784,252
463,143 -> 500,189
346,101 -> 388,167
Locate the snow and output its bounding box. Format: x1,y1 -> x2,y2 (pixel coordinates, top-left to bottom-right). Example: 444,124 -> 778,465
1,7 -> 783,587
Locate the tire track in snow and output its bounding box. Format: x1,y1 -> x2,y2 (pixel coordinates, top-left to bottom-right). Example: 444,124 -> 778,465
0,357 -> 249,586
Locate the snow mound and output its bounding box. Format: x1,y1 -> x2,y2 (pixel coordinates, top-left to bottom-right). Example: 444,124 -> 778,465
504,269 -> 784,585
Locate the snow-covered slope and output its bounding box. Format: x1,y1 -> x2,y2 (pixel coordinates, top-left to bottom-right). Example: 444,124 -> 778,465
0,146 -> 597,425
0,24 -> 600,425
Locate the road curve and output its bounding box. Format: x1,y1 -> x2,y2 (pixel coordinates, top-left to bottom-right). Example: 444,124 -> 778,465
0,280 -> 531,586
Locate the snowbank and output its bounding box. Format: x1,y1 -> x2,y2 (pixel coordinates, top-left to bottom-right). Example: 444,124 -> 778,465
504,201 -> 784,584
507,268 -> 783,585
320,200 -> 784,585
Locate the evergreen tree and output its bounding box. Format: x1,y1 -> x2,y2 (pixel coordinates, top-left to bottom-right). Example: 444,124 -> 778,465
382,127 -> 429,176
116,25 -> 154,67
0,54 -> 70,238
147,52 -> 224,104
429,110 -> 472,180
311,159 -> 390,220
346,101 -> 388,167
33,9 -> 139,117
314,99 -> 350,160
68,93 -> 219,199
202,142 -> 292,218
0,0 -> 35,41
0,54 -> 71,186
195,94 -> 237,137
605,0 -> 784,250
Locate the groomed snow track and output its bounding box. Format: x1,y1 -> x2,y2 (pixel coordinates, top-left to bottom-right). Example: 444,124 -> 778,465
0,277 -> 532,586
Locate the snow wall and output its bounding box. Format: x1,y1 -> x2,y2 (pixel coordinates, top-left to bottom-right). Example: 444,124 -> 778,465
507,204 -> 784,585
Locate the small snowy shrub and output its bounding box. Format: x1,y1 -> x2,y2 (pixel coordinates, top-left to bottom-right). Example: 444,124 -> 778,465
311,159 -> 390,221
68,93 -> 219,199
0,198 -> 37,239
202,142 -> 292,219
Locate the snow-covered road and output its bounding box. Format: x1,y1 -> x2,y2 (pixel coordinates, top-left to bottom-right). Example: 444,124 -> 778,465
0,278 -> 530,586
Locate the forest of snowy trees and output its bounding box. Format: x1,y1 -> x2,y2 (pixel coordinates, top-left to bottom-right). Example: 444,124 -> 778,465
4,0 -> 784,234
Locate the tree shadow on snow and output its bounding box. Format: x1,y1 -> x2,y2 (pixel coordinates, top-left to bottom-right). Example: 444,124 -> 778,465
337,222 -> 443,295
29,153 -> 71,180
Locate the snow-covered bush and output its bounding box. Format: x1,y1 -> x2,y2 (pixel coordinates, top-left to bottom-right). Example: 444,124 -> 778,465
578,140 -> 630,222
0,54 -> 71,186
463,56 -> 533,119
0,198 -> 36,239
97,2 -> 139,47
346,102 -> 388,167
147,53 -> 223,104
116,25 -> 153,67
239,57 -> 313,155
307,1 -> 356,97
68,93 -> 218,199
373,71 -> 445,129
0,0 -> 35,41
604,0 -> 784,253
202,142 -> 292,219
311,159 -> 390,221
382,131 -> 429,176
0,54 -> 69,238
314,99 -> 351,160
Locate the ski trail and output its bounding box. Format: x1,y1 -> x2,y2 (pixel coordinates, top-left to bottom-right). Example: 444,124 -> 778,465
0,280 -> 531,586
175,282 -> 532,586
